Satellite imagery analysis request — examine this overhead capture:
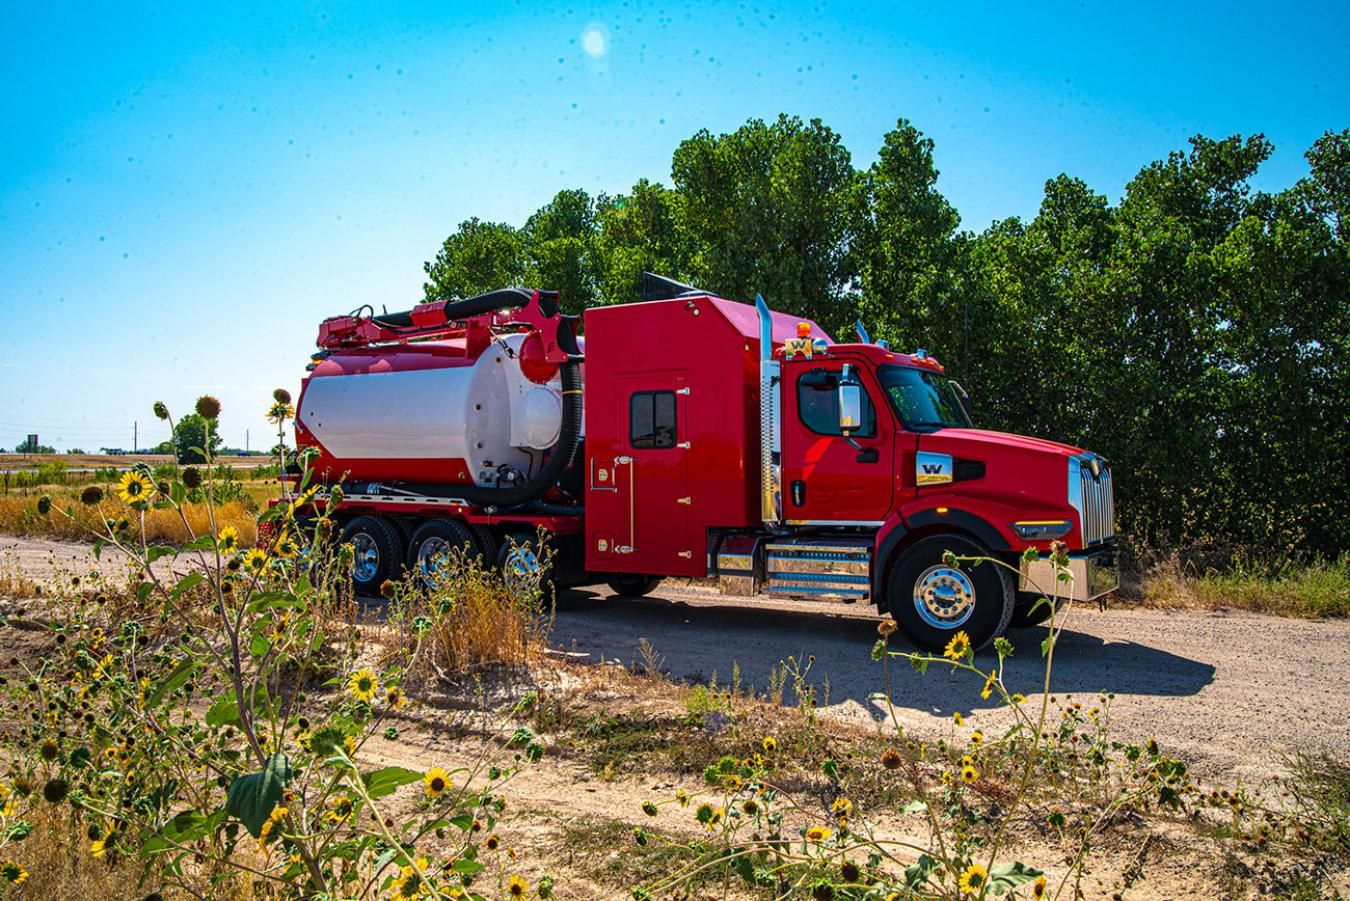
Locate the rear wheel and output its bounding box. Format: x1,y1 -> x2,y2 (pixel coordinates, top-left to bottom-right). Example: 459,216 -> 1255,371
340,516 -> 404,596
605,574 -> 662,598
406,519 -> 480,583
887,535 -> 1014,652
497,533 -> 555,604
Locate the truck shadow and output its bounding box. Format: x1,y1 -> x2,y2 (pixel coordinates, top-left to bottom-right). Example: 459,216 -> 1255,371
551,590 -> 1216,717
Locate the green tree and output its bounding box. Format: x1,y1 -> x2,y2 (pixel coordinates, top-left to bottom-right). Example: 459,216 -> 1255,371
593,179 -> 695,306
854,119 -> 965,355
422,218 -> 527,302
672,114 -> 858,334
522,189 -> 598,312
173,414 -> 223,465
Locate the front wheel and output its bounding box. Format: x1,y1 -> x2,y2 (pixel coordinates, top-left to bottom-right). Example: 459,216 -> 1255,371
886,535 -> 1014,653
496,534 -> 555,605
1009,591 -> 1055,628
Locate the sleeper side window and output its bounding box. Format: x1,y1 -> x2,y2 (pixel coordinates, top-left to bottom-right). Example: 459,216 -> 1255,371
630,391 -> 677,448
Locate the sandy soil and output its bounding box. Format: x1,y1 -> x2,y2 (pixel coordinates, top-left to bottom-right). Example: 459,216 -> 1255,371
6,533 -> 1347,791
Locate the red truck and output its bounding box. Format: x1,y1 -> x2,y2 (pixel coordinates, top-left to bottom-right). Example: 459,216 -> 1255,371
291,274 -> 1116,651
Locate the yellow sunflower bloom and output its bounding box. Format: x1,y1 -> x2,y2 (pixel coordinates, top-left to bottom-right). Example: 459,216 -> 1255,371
953,711 -> 965,727
943,630 -> 972,661
958,862 -> 988,894
805,824 -> 832,842
242,547 -> 269,575
115,471 -> 154,504
981,670 -> 998,700
217,526 -> 239,555
422,767 -> 451,798
347,668 -> 378,702
506,874 -> 529,898
1032,875 -> 1048,899
1,861 -> 28,885
961,763 -> 979,784
385,686 -> 407,709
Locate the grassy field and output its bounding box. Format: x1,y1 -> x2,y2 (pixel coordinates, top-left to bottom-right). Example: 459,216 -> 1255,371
0,452 -> 263,471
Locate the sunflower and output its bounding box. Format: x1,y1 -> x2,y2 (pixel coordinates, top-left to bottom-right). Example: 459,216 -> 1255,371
347,668 -> 378,703
389,857 -> 431,900
762,736 -> 777,753
385,686 -> 407,709
805,824 -> 832,842
880,748 -> 903,770
1,861 -> 28,885
953,711 -> 965,727
961,764 -> 979,784
422,767 -> 450,798
267,401 -> 296,425
877,617 -> 897,637
217,527 -> 239,555
958,862 -> 988,894
274,532 -> 299,559
506,874 -> 529,898
722,774 -> 743,792
831,797 -> 853,816
1032,875 -> 1047,899
943,631 -> 972,661
970,730 -> 984,746
485,833 -> 500,851
981,671 -> 998,700
242,548 -> 268,575
90,834 -> 112,858
115,471 -> 155,504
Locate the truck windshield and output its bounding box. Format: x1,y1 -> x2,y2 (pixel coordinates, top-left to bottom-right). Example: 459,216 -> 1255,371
878,365 -> 973,431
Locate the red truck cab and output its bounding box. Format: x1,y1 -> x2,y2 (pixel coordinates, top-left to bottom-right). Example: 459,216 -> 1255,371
581,288 -> 1116,651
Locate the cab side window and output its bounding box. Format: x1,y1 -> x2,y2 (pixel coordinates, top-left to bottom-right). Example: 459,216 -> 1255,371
630,391 -> 677,448
797,369 -> 877,437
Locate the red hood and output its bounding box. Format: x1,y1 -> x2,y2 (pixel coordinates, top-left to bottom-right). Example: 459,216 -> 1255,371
933,428 -> 1084,458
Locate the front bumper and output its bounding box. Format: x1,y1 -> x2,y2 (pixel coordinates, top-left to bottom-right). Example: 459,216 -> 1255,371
1018,546 -> 1118,601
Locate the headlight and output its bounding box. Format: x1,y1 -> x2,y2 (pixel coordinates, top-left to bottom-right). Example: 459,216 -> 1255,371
1011,520 -> 1073,540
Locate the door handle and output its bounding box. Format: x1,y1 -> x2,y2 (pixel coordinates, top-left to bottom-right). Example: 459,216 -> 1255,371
856,447 -> 879,464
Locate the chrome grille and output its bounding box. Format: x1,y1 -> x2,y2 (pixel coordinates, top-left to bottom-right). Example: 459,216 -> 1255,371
1070,455 -> 1115,545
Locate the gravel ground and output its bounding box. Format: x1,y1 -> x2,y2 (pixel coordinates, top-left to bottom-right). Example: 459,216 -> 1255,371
6,534 -> 1348,788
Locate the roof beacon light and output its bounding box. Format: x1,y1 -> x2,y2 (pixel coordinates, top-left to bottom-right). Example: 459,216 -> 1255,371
784,321 -> 815,359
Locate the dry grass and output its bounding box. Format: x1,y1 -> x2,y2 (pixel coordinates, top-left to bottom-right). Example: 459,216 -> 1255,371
1140,555 -> 1350,618
390,551 -> 553,684
0,495 -> 258,546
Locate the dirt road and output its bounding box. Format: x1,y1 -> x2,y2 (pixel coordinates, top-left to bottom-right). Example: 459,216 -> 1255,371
6,535 -> 1347,787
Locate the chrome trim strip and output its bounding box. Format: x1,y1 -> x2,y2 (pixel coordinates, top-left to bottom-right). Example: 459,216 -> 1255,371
784,519 -> 885,527
345,493 -> 470,506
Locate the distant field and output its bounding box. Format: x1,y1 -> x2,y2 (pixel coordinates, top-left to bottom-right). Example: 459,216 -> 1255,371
0,452 -> 263,471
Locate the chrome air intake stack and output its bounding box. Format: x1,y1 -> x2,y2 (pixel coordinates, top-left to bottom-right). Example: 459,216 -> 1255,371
755,294 -> 781,528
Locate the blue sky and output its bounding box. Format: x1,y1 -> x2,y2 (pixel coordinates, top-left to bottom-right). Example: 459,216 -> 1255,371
2,0 -> 1346,452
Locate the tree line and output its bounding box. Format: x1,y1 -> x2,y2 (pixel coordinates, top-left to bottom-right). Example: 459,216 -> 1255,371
422,115 -> 1349,561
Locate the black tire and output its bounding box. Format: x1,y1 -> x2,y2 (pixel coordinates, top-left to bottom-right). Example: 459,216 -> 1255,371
605,574 -> 663,598
406,518 -> 480,581
496,533 -> 554,603
468,524 -> 498,563
886,535 -> 1014,652
1009,591 -> 1055,628
340,516 -> 404,596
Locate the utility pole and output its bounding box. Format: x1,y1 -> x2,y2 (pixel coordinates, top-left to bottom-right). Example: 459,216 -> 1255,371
246,429 -> 250,454
134,421 -> 138,455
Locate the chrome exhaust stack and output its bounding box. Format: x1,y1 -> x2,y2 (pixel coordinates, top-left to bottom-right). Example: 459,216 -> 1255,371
755,294 -> 781,528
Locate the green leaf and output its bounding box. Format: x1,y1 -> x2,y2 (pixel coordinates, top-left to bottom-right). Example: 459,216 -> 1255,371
451,859 -> 485,876
205,686 -> 272,730
184,534 -> 215,551
307,726 -> 348,757
93,538 -> 106,560
170,481 -> 187,506
226,754 -> 291,838
362,766 -> 424,799
904,854 -> 940,889
988,861 -> 1043,894
448,814 -> 474,832
247,591 -> 302,613
143,809 -> 226,854
146,659 -> 197,708
170,572 -> 206,602
145,545 -> 177,565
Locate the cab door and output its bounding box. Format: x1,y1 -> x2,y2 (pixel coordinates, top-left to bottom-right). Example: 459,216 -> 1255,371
610,373 -> 698,575
780,361 -> 894,523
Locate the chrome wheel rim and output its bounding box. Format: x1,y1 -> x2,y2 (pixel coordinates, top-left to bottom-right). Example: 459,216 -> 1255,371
416,536 -> 452,579
502,543 -> 539,597
913,564 -> 976,629
351,532 -> 379,583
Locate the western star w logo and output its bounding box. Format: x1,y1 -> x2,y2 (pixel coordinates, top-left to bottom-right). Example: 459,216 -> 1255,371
921,462 -> 945,474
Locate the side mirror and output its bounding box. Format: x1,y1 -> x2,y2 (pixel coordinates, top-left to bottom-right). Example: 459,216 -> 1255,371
838,365 -> 863,434
952,381 -> 974,422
